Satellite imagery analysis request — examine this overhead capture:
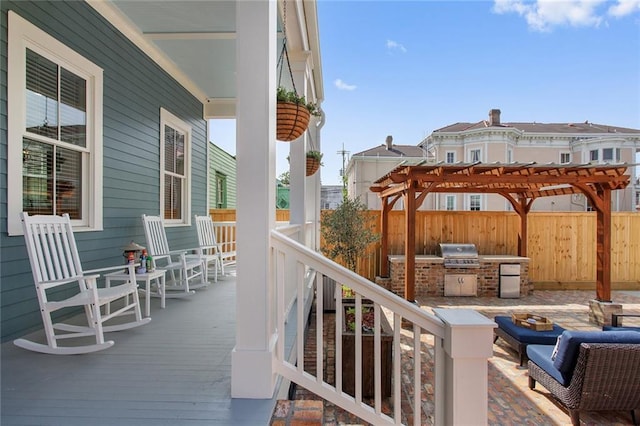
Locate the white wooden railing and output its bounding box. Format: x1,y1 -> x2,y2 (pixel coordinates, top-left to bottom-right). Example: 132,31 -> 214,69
271,227 -> 449,425
224,219 -> 495,425
212,221 -> 237,252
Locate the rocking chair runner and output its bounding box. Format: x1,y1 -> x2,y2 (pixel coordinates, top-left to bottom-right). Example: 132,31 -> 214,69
15,212 -> 151,355
141,214 -> 206,294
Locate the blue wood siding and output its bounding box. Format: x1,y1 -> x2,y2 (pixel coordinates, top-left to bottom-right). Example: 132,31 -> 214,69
0,1 -> 209,340
209,142 -> 237,209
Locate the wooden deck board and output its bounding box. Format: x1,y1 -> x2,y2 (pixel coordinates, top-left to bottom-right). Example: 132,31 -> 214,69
1,274 -> 282,425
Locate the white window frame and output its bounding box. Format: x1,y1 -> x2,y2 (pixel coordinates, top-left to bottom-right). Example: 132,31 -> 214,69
160,108 -> 192,226
602,148 -> 621,162
7,11 -> 103,235
560,152 -> 571,164
445,195 -> 455,211
445,151 -> 455,163
469,148 -> 482,163
215,172 -> 226,208
468,194 -> 481,211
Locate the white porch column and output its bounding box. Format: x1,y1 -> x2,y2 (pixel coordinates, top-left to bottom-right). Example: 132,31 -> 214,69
232,0 -> 277,398
433,309 -> 496,426
306,109 -> 322,251
288,52 -> 312,229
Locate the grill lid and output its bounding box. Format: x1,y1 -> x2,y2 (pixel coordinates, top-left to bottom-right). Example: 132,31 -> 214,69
438,243 -> 479,268
437,243 -> 478,258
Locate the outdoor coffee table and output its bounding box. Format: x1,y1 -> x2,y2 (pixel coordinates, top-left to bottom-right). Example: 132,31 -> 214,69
105,269 -> 166,317
493,315 -> 565,366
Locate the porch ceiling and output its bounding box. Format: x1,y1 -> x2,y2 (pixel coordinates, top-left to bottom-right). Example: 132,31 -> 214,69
93,1 -> 322,111
110,0 -> 238,99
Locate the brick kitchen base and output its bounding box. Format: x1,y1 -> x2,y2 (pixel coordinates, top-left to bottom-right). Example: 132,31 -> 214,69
375,255 -> 532,298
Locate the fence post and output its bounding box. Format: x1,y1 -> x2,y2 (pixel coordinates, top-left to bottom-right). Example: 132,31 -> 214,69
433,309 -> 496,426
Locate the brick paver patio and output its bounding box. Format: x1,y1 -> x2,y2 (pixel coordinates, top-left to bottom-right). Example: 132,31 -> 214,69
292,290 -> 640,425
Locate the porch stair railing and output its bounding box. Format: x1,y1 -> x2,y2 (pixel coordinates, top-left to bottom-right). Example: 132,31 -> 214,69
271,227 -> 448,425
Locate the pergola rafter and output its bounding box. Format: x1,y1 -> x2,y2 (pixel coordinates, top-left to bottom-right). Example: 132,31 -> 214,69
370,162 -> 631,303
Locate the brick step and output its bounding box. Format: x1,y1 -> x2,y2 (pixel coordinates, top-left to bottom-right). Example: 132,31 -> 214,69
270,399 -> 323,425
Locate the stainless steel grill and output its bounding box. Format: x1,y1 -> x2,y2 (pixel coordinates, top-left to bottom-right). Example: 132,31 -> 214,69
437,243 -> 480,268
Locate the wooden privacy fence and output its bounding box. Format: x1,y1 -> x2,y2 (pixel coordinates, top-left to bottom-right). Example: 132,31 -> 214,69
210,209 -> 640,287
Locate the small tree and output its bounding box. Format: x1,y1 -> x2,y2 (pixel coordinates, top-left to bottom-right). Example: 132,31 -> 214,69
321,197 -> 379,273
278,170 -> 290,186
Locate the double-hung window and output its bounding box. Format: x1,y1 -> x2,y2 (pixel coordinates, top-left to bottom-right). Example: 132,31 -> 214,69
602,148 -> 621,162
445,195 -> 455,211
215,173 -> 227,208
7,11 -> 103,235
446,151 -> 455,163
469,148 -> 481,163
160,108 -> 191,225
469,195 -> 481,211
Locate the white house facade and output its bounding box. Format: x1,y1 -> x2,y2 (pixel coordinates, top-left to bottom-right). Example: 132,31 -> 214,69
418,109 -> 640,212
345,135 -> 432,210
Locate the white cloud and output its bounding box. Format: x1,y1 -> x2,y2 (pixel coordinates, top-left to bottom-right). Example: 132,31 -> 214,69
334,79 -> 357,91
492,0 -> 626,32
608,0 -> 640,17
386,39 -> 407,53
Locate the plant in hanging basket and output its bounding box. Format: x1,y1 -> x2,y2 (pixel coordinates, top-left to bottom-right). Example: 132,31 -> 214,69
306,150 -> 323,176
277,86 -> 320,142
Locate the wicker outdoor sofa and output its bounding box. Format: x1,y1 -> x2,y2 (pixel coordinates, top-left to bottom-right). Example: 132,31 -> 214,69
527,330 -> 640,426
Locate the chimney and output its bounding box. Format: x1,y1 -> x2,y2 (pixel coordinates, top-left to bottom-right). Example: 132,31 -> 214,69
385,135 -> 393,150
489,109 -> 501,126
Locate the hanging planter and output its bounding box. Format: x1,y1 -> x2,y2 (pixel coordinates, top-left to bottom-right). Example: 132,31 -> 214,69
276,3 -> 320,142
276,87 -> 319,142
306,150 -> 323,176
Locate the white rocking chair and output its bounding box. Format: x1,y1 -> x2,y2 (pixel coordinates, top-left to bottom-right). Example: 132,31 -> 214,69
193,215 -> 220,284
141,214 -> 206,295
195,215 -> 236,278
15,212 -> 151,355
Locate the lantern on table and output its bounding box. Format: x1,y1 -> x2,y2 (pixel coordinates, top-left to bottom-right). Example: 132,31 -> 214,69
123,241 -> 145,273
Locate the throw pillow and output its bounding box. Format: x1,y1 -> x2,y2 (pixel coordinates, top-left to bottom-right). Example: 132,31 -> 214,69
551,335 -> 562,360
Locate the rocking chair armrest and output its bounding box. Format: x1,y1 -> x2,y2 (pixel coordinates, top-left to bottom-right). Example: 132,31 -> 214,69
196,245 -> 218,254
38,273 -> 101,290
84,264 -> 136,276
218,241 -> 235,250
166,248 -> 190,257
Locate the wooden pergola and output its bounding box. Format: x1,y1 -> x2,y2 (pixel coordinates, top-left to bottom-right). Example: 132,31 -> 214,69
370,162 -> 631,303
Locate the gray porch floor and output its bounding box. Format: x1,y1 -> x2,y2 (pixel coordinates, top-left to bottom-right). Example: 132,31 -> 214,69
1,270 -> 282,426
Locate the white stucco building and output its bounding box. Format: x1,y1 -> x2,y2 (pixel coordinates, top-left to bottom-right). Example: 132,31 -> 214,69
347,110 -> 640,211
345,135 -> 434,210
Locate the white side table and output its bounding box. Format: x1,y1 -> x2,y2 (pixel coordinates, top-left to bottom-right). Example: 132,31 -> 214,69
105,269 -> 166,317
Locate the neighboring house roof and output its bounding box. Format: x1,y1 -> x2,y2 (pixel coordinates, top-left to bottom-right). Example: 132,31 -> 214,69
353,144 -> 426,158
434,121 -> 640,134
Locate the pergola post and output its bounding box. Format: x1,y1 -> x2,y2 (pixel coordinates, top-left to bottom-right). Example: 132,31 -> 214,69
404,184 -> 416,302
517,197 -> 530,257
380,197 -> 390,277
595,187 -> 612,302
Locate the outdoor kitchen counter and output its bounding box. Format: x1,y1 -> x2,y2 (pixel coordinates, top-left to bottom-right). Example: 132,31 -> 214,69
387,255 -> 529,262
378,255 -> 532,298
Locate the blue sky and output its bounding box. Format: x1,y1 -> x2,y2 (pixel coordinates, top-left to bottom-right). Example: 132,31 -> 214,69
209,0 -> 640,185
